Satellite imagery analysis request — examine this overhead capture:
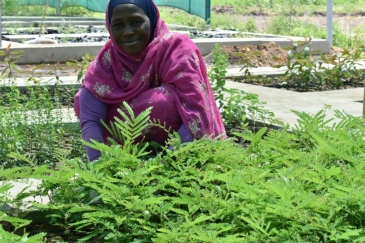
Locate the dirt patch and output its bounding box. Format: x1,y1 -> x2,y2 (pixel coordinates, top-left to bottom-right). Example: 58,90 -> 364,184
203,41 -> 288,68
221,41 -> 288,67
0,62 -> 80,78
211,6 -> 235,14
4,42 -> 288,78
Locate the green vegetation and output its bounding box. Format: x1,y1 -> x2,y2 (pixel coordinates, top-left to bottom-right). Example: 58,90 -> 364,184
0,45 -> 88,168
1,0 -> 96,16
211,0 -> 365,14
1,42 -> 365,241
266,39 -> 365,91
1,1 -> 365,241
1,100 -> 365,242
208,44 -> 274,128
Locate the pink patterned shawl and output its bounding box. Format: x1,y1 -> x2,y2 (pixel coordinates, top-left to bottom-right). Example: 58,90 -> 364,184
78,1 -> 226,139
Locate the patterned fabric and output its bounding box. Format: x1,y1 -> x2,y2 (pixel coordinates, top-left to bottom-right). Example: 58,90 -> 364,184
74,0 -> 226,141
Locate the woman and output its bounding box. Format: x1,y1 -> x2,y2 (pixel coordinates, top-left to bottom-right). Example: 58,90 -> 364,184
74,0 -> 226,161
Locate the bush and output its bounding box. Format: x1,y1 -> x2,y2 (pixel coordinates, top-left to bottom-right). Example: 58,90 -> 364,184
2,0 -> 18,15
2,107 -> 365,242
60,6 -> 94,16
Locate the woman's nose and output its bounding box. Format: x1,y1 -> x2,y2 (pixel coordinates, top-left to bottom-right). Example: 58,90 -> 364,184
122,25 -> 134,35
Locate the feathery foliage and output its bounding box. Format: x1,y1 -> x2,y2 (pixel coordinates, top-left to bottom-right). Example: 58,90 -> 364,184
1,106 -> 365,242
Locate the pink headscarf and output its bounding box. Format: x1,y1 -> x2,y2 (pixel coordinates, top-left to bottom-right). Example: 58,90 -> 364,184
80,0 -> 226,139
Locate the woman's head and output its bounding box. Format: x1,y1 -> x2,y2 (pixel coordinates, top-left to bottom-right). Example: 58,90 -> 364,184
107,0 -> 158,55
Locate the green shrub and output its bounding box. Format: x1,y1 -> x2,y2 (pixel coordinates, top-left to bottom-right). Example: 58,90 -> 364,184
2,0 -> 18,15
0,80 -> 86,168
208,44 -> 275,128
3,107 -> 365,242
0,183 -> 46,242
243,17 -> 258,33
268,15 -> 326,38
0,48 -> 90,168
60,6 -> 94,16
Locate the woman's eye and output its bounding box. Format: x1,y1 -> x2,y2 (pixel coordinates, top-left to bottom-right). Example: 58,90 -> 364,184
132,20 -> 142,25
112,23 -> 122,27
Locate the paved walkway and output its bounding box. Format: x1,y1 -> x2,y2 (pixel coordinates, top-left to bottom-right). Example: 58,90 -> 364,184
224,66 -> 364,127
2,65 -> 364,127
225,79 -> 364,127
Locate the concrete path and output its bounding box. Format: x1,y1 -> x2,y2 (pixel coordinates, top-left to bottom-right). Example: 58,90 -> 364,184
225,80 -> 364,127
1,65 -> 364,127
0,179 -> 49,211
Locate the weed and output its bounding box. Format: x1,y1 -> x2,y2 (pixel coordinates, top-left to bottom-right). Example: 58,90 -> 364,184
243,17 -> 258,32
238,47 -> 261,78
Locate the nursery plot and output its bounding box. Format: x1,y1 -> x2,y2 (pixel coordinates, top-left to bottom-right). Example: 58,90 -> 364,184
2,28 -> 239,44
1,39 -> 363,92
211,43 -> 365,92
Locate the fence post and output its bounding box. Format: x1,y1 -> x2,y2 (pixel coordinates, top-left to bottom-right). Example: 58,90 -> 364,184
206,0 -> 211,25
0,0 -> 2,48
363,78 -> 365,118
326,0 -> 332,54
56,0 -> 61,15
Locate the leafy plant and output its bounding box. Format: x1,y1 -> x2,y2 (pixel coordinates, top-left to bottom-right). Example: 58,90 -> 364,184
66,53 -> 95,83
0,44 -> 23,78
208,44 -> 229,110
242,17 -> 258,32
238,47 -> 261,79
208,44 -> 275,128
319,47 -> 364,89
0,45 -> 85,168
3,108 -> 365,242
0,183 -> 46,242
222,88 -> 274,129
274,38 -> 323,91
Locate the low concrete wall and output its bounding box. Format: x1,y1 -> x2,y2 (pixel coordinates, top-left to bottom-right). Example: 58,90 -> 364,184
2,42 -> 104,64
194,38 -> 329,56
0,37 -> 329,64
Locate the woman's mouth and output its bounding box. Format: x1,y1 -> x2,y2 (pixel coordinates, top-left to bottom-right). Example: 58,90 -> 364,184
122,40 -> 139,47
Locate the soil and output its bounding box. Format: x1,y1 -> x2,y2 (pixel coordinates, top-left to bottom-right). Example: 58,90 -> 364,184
0,41 -> 287,78
207,41 -> 288,68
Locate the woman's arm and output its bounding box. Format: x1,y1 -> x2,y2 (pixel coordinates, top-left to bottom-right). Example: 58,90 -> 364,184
79,87 -> 108,161
177,123 -> 194,143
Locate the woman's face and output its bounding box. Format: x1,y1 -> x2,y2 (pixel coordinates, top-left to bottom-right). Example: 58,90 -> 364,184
110,4 -> 151,55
